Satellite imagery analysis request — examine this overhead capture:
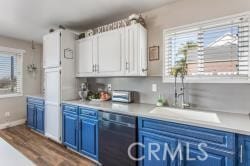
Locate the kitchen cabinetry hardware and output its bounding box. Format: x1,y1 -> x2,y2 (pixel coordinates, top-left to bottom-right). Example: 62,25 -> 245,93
240,144 -> 243,163
126,62 -> 129,70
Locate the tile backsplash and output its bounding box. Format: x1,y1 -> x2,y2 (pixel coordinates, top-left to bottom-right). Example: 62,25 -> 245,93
83,77 -> 250,114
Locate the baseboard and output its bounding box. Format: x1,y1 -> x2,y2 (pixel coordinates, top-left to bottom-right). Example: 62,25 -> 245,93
0,119 -> 26,130
45,132 -> 62,144
66,147 -> 100,165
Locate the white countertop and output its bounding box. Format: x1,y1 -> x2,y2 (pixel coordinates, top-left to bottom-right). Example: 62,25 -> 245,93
63,100 -> 250,135
63,100 -> 155,116
0,138 -> 35,166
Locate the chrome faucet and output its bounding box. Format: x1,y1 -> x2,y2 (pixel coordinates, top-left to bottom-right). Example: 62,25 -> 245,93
174,76 -> 190,109
177,88 -> 190,109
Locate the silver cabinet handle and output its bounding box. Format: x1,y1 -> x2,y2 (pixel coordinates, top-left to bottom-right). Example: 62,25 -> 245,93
96,64 -> 99,72
92,64 -> 95,72
93,64 -> 98,72
240,144 -> 243,163
126,62 -> 129,70
142,68 -> 148,72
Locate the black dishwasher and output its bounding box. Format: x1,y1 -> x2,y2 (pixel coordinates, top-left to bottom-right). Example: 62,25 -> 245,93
99,111 -> 137,166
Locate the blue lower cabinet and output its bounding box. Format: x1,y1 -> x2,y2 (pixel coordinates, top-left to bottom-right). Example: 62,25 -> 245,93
182,146 -> 235,166
139,131 -> 178,166
36,106 -> 44,134
27,97 -> 44,134
27,104 -> 36,129
238,135 -> 250,166
62,104 -> 98,161
79,116 -> 98,160
138,118 -> 236,166
63,112 -> 79,151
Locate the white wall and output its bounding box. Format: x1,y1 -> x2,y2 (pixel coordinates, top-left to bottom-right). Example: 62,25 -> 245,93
0,35 -> 42,125
143,0 -> 250,76
90,0 -> 250,114
1,0 -> 250,125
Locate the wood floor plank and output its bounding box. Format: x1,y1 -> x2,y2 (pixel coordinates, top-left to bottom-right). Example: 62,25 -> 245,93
0,125 -> 96,166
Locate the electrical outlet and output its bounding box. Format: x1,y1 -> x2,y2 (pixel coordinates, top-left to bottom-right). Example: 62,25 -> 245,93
5,112 -> 10,117
107,84 -> 112,91
152,84 -> 157,92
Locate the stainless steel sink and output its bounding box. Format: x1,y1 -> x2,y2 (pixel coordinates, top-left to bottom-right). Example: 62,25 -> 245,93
150,107 -> 221,123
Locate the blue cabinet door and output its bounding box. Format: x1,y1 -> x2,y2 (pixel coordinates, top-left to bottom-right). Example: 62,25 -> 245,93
79,116 -> 98,160
62,112 -> 78,151
36,106 -> 44,134
27,104 -> 36,129
27,97 -> 45,134
139,131 -> 178,166
181,146 -> 235,166
139,118 -> 236,166
238,135 -> 250,166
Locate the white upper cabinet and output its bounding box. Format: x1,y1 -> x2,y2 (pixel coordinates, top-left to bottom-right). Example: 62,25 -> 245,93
76,37 -> 96,77
96,28 -> 124,76
43,31 -> 61,68
76,24 -> 147,77
125,24 -> 147,76
125,25 -> 138,75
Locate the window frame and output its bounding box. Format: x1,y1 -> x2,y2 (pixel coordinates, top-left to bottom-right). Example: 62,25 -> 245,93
163,12 -> 250,83
0,46 -> 24,98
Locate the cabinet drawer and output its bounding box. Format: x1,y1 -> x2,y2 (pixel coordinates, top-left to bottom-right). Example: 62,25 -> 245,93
62,104 -> 78,115
79,107 -> 98,119
27,97 -> 44,106
139,117 -> 235,152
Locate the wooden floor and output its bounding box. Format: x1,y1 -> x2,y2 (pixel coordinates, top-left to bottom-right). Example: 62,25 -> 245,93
0,125 -> 95,166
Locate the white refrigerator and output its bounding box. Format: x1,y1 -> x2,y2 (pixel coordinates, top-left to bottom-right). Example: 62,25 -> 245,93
43,30 -> 77,143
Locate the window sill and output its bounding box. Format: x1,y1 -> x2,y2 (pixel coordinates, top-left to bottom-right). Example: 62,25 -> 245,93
163,76 -> 250,84
0,93 -> 23,99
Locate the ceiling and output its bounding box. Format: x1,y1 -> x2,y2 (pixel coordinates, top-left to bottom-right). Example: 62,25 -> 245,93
0,0 -> 176,43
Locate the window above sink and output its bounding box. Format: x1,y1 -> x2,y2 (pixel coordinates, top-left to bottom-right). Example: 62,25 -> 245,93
163,12 -> 250,83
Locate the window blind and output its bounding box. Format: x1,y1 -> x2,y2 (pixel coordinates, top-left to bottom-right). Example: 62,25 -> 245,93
0,52 -> 22,95
164,14 -> 250,79
165,30 -> 199,76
